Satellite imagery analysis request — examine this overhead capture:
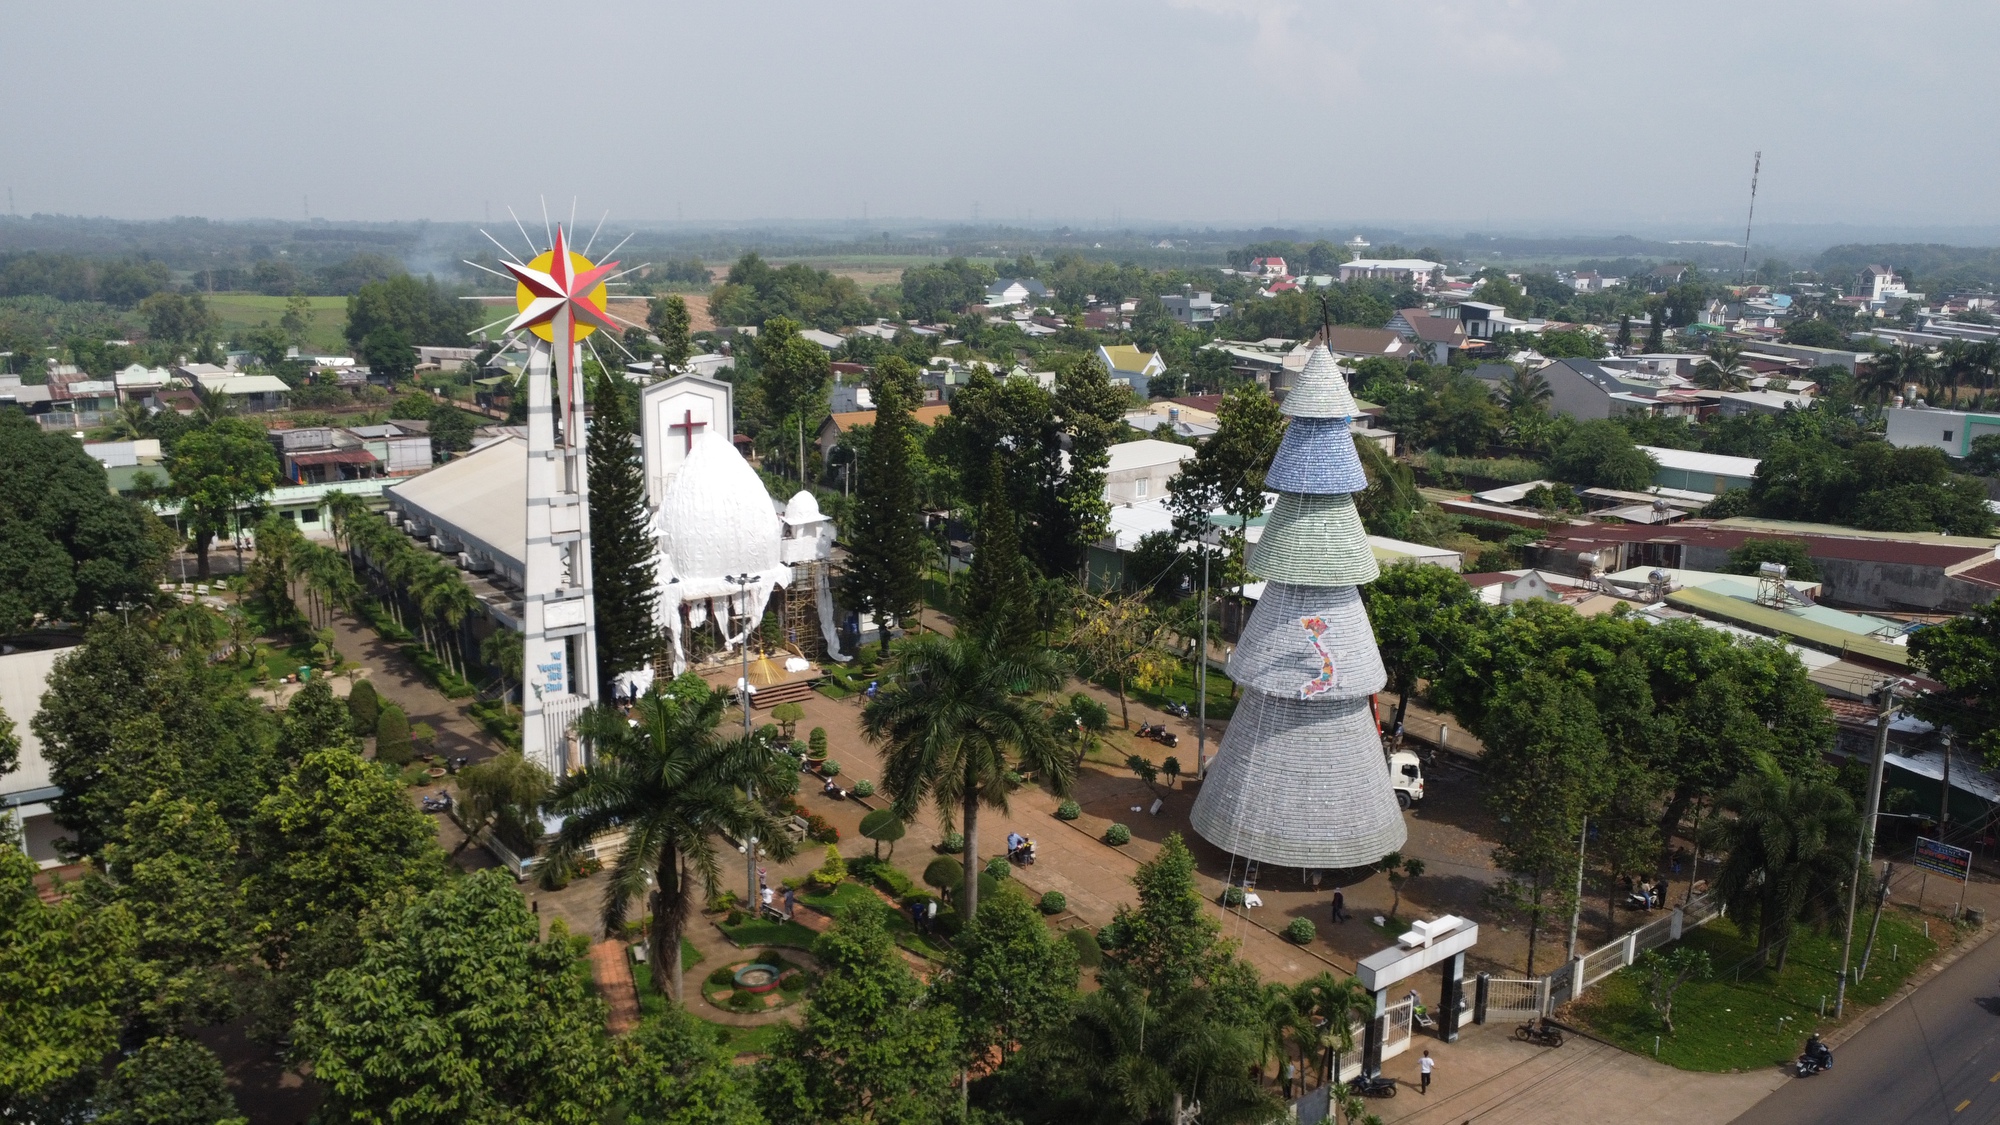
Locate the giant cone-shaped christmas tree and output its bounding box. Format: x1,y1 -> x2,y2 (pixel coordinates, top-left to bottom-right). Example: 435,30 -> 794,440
1188,344 -> 1407,869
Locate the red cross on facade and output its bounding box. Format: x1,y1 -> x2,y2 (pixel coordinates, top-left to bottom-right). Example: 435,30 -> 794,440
669,408 -> 707,453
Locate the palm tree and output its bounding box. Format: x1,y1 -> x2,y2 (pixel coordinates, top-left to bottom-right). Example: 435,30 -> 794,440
1500,364 -> 1553,413
1691,339 -> 1751,392
481,628 -> 525,709
103,400 -> 150,441
1706,770 -> 1859,973
1866,343 -> 1938,404
542,680 -> 797,1000
1032,968 -> 1270,1125
863,629 -> 1071,920
1939,340 -> 1983,407
189,379 -> 236,425
1290,972 -> 1372,1088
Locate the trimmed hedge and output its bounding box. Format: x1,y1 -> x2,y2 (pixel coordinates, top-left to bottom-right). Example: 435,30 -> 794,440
1285,917 -> 1317,944
347,678 -> 380,734
1054,799 -> 1081,821
1039,891 -> 1066,915
375,704 -> 412,766
1104,823 -> 1131,846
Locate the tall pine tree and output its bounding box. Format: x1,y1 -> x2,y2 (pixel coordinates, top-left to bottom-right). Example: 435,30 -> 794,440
842,357 -> 926,657
1643,306 -> 1665,353
646,296 -> 693,373
1048,354 -> 1129,579
587,363 -> 658,700
962,452 -> 1037,653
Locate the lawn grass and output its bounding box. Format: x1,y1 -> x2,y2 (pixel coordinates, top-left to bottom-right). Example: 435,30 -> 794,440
717,917 -> 821,950
803,879 -> 951,961
1571,909 -> 1941,1072
632,956 -> 796,1059
203,292 -> 348,354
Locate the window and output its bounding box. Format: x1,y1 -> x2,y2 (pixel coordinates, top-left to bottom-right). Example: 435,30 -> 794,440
1133,477 -> 1150,498
1944,430 -> 1955,442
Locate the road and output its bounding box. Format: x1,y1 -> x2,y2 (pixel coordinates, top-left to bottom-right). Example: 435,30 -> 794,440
1734,926 -> 2000,1125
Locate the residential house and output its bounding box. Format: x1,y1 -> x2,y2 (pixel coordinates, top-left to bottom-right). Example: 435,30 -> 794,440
1443,300 -> 1526,341
1710,389 -> 1814,416
797,328 -> 846,352
414,346 -> 482,370
194,372 -> 290,413
1316,326 -> 1410,363
1160,288 -> 1231,326
1885,405 -> 2000,458
1095,344 -> 1167,398
1386,309 -> 1468,364
0,375 -> 54,424
1536,357 -> 1702,420
1637,446 -> 1759,496
113,363 -> 172,402
1103,438 -> 1197,505
1858,265 -> 1909,303
1124,403 -> 1217,440
48,376 -> 119,429
81,438 -> 167,495
1571,271 -> 1622,292
815,404 -> 951,464
1251,257 -> 1289,280
984,278 -> 1049,308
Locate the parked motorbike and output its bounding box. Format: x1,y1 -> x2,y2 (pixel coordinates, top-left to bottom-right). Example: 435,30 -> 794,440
1514,1019 -> 1565,1047
1162,701 -> 1190,718
1136,723 -> 1179,747
420,794 -> 453,813
444,755 -> 470,774
1347,1074 -> 1398,1099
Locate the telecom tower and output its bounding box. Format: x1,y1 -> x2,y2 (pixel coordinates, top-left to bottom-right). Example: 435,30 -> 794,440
502,225 -> 618,775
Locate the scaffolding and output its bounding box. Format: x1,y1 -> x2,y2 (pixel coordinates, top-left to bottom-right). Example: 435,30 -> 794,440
785,561 -> 824,660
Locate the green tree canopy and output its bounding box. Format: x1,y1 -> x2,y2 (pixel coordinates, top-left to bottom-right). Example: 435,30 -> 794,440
843,357 -> 928,654
92,1037 -> 246,1125
935,886 -> 1079,1069
1910,601 -> 2000,766
617,1007 -> 767,1125
1549,419 -> 1658,490
586,362 -> 658,697
707,253 -> 875,330
1722,537 -> 1819,582
166,417 -> 281,579
756,904 -> 960,1124
343,273 -> 480,349
0,410 -> 165,631
295,869 -> 610,1124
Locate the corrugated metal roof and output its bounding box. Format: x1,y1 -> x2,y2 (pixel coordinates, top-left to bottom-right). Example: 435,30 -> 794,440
1664,586 -> 1909,666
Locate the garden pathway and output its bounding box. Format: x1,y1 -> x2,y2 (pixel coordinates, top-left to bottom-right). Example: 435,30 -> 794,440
588,939 -> 640,1035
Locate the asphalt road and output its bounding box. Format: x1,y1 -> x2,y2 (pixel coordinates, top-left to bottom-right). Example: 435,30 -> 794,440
1733,927 -> 2000,1125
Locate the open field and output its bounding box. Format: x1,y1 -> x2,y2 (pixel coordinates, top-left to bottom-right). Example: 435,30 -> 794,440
203,293 -> 348,353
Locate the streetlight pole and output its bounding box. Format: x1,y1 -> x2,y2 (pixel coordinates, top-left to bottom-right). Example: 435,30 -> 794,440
728,572 -> 763,910
1836,681 -> 1895,1017
1196,540 -> 1210,779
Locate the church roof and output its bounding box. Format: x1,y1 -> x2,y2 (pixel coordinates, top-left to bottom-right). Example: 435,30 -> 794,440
1245,492 -> 1379,586
1264,416 -> 1368,496
385,436 -> 527,570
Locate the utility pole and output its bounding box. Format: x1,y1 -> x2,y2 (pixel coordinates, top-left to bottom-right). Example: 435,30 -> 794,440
1566,816 -> 1589,962
1836,681 -> 1894,1016
1939,727 -> 1953,835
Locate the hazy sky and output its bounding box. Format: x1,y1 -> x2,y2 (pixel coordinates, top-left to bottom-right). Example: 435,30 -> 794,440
5,1 -> 1996,229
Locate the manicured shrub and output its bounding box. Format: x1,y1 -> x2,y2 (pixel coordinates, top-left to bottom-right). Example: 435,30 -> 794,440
1223,886 -> 1245,907
728,989 -> 757,1010
808,727 -> 828,758
1066,926 -> 1103,967
810,844 -> 846,891
347,678 -> 380,734
1286,917 -> 1317,944
708,966 -> 735,988
939,832 -> 966,854
923,856 -> 964,892
851,779 -> 875,798
821,760 -> 841,778
1055,799 -> 1081,821
805,813 -> 838,844
374,704 -> 412,766
1104,823 -> 1131,846
1040,891 -> 1066,914
984,856 -> 1011,880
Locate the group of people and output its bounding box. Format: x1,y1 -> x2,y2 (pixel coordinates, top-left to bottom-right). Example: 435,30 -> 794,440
757,874 -> 799,921
1005,831 -> 1037,865
1623,874 -> 1671,911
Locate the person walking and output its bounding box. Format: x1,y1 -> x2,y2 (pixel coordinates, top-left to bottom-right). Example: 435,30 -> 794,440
1419,1050 -> 1434,1095
1331,889 -> 1347,923
1282,1059 -> 1296,1099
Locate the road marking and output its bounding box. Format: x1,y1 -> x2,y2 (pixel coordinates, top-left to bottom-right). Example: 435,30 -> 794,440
1992,1071 -> 2000,1083
1957,1099 -> 1972,1112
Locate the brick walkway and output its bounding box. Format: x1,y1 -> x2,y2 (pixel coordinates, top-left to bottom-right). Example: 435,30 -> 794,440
588,939 -> 640,1035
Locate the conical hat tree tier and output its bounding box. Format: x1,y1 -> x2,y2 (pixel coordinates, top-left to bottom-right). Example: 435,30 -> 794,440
1188,692 -> 1406,869
1225,584 -> 1386,701
1189,342 -> 1405,872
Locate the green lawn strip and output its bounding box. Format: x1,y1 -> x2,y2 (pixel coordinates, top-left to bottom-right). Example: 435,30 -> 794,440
1572,910 -> 1939,1072
1073,652 -> 1238,721
718,917 -> 821,949
802,877 -> 951,961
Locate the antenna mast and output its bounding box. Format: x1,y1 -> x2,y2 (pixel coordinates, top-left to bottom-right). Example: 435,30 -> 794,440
1739,151 -> 1761,283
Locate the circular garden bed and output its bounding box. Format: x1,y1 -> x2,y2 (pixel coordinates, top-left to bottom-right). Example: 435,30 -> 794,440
701,953 -> 814,1015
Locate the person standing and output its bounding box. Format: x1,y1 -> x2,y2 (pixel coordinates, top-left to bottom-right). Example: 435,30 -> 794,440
1282,1059 -> 1295,1099
1418,1050 -> 1434,1095
1331,889 -> 1347,923
783,886 -> 798,919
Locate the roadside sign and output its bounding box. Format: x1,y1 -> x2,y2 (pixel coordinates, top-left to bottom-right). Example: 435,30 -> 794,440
1914,837 -> 1972,883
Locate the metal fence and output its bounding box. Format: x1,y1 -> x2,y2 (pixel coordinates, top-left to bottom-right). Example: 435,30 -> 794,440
1478,892 -> 1724,1024
1379,997 -> 1415,1062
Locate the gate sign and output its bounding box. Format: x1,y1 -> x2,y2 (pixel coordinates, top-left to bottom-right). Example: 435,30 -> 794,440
1915,837 -> 1972,882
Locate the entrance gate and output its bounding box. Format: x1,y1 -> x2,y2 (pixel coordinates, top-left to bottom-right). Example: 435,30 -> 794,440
1355,915 -> 1479,1078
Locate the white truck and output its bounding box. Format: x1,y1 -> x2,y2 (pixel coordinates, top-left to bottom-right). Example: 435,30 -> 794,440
1389,749 -> 1425,808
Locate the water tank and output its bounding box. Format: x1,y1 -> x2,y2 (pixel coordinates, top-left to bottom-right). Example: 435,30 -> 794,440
1758,561 -> 1788,579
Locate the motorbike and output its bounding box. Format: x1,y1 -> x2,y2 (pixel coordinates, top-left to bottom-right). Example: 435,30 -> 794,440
1347,1074 -> 1398,1099
1514,1019 -> 1565,1047
1136,723 -> 1179,747
444,755 -> 470,774
1795,1050 -> 1832,1077
420,794 -> 453,813
1163,701 -> 1191,718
